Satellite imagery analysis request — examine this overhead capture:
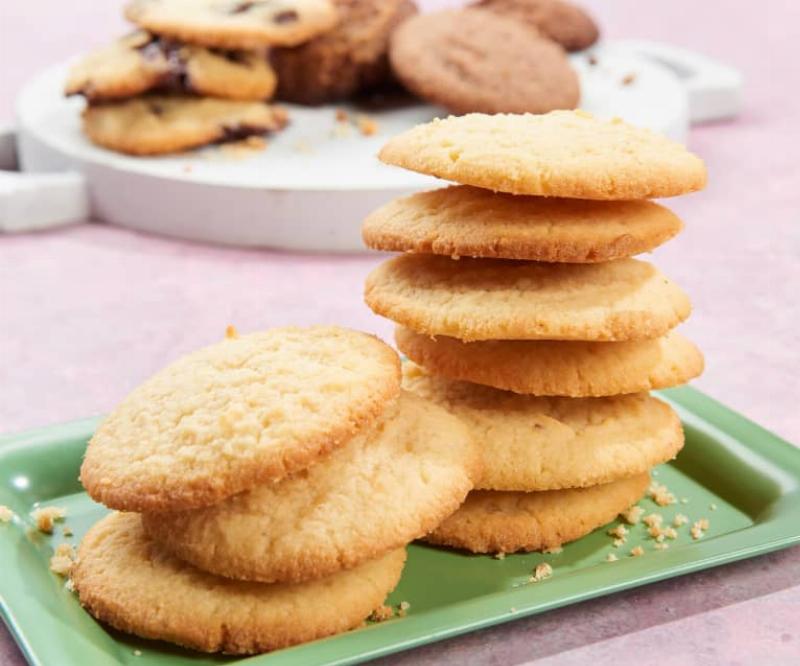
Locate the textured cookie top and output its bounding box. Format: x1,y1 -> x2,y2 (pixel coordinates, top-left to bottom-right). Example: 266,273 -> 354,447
71,513 -> 405,655
125,0 -> 338,50
362,185 -> 683,262
80,326 -> 401,512
403,364 -> 682,491
143,391 -> 478,582
365,254 -> 691,341
396,327 -> 704,396
379,111 -> 707,199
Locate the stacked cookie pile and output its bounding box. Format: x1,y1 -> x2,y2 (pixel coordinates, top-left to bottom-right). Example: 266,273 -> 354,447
72,326 -> 478,654
363,110 -> 707,554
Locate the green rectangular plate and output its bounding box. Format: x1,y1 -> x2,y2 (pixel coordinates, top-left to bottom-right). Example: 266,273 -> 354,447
2,386 -> 800,666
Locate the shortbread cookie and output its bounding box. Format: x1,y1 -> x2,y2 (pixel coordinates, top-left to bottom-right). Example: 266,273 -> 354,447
80,326 -> 401,512
72,513 -> 405,654
425,473 -> 649,553
389,10 -> 579,115
82,96 -> 288,155
362,185 -> 683,262
143,391 -> 477,582
66,32 -> 277,102
403,364 -> 682,491
274,0 -> 417,105
379,111 -> 707,199
475,0 -> 599,51
396,328 -> 703,396
125,0 -> 338,50
365,255 -> 691,342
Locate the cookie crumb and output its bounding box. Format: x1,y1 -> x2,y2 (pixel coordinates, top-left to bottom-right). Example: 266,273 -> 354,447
49,543 -> 76,576
0,505 -> 13,523
369,605 -> 394,622
31,506 -> 66,534
493,552 -> 506,560
710,503 -> 718,511
690,519 -> 709,540
587,54 -> 598,66
529,562 -> 553,582
612,537 -> 625,548
695,518 -> 710,530
681,497 -> 689,504
543,546 -> 563,555
654,542 -> 670,551
133,650 -> 142,657
606,553 -> 618,562
64,578 -> 75,592
63,526 -> 73,537
630,546 -> 645,557
397,601 -> 411,617
643,513 -> 663,529
620,505 -> 644,525
356,114 -> 379,137
648,481 -> 676,507
622,73 -> 637,86
225,324 -> 239,339
608,524 -> 628,539
335,109 -> 350,123
673,513 -> 689,527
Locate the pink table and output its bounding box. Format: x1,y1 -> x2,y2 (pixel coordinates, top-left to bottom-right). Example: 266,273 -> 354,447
2,1 -> 798,664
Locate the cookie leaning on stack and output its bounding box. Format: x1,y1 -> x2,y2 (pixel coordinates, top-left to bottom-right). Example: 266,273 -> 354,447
363,110 -> 707,554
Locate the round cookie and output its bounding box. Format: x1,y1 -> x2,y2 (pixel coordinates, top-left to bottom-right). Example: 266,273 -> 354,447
71,513 -> 405,654
80,326 -> 401,512
365,254 -> 691,342
82,95 -> 288,155
362,185 -> 683,262
396,328 -> 704,397
475,0 -> 599,52
379,111 -> 708,200
66,32 -> 277,102
425,473 -> 650,553
142,391 -> 477,582
124,0 -> 338,50
389,10 -> 579,115
402,363 -> 682,491
273,0 -> 417,105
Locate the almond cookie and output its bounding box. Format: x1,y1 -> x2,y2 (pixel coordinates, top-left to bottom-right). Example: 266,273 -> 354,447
396,328 -> 704,397
475,0 -> 599,51
365,255 -> 691,342
389,10 -> 579,115
80,326 -> 401,512
72,513 -> 405,654
142,391 -> 478,582
125,0 -> 338,50
403,363 -> 682,491
82,95 -> 288,155
425,473 -> 649,553
379,111 -> 707,199
65,32 -> 277,102
362,185 -> 683,262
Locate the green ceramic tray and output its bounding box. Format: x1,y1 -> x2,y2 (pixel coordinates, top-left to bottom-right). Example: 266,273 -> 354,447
2,386 -> 800,666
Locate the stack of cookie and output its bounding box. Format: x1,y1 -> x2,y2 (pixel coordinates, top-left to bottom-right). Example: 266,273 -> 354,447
363,110 -> 707,554
72,326 -> 478,654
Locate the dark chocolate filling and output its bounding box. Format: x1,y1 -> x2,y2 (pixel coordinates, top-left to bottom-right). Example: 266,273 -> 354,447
217,124 -> 270,143
273,9 -> 299,24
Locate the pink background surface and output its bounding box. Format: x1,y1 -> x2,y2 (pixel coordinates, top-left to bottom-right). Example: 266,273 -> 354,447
1,1 -> 799,664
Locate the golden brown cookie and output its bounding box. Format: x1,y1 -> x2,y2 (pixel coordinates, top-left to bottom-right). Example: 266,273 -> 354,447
80,326 -> 401,513
402,363 -> 682,491
362,185 -> 683,262
365,255 -> 691,342
425,473 -> 650,553
72,513 -> 406,654
379,111 -> 707,200
396,327 -> 704,396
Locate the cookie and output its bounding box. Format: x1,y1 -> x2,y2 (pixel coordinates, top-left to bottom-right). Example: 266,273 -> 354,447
124,0 -> 338,50
396,328 -> 704,397
80,326 -> 401,512
389,10 -> 579,115
425,473 -> 650,553
402,363 -> 682,491
142,391 -> 477,582
82,95 -> 288,155
379,111 -> 708,200
65,32 -> 277,102
365,255 -> 691,342
362,185 -> 683,262
273,0 -> 417,105
72,513 -> 405,654
475,0 -> 599,51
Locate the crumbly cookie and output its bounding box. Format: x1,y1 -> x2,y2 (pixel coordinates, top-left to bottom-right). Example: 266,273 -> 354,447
389,10 -> 579,115
362,185 -> 683,262
142,391 -> 477,582
273,0 -> 417,105
124,0 -> 338,50
403,363 -> 682,491
71,513 -> 405,654
425,473 -> 649,553
82,95 -> 288,155
475,0 -> 599,51
365,255 -> 691,342
396,328 -> 704,396
80,326 -> 401,512
66,32 -> 277,102
379,111 -> 707,199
